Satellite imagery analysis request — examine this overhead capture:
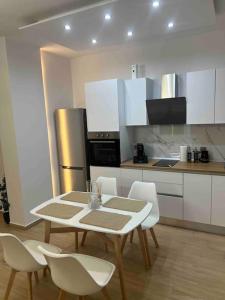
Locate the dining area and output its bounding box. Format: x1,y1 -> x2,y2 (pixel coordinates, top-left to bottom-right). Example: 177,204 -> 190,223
0,177 -> 160,300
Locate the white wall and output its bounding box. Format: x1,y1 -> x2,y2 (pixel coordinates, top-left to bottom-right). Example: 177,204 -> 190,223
0,37 -> 52,226
41,51 -> 74,195
0,141 -> 5,179
71,29 -> 225,107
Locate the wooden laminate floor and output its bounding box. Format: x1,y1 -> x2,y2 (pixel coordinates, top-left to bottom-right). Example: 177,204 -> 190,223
1,220 -> 225,300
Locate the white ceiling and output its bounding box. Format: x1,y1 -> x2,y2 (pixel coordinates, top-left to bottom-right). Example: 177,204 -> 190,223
0,0 -> 102,35
3,0 -> 218,56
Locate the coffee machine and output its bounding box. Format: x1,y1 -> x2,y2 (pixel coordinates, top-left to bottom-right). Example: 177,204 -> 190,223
199,147 -> 209,163
133,143 -> 148,164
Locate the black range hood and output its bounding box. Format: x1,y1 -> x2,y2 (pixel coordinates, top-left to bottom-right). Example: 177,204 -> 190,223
146,97 -> 186,125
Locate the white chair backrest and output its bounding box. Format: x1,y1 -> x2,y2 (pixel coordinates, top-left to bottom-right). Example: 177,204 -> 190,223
128,181 -> 159,217
96,176 -> 117,195
39,247 -> 99,295
0,233 -> 41,271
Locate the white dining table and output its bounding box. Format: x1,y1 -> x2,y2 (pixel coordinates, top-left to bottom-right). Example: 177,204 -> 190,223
31,192 -> 153,300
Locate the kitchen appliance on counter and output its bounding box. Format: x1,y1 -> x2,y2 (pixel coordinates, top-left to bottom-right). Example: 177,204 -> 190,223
55,108 -> 89,193
133,143 -> 148,164
87,132 -> 121,167
153,159 -> 179,167
199,147 -> 209,163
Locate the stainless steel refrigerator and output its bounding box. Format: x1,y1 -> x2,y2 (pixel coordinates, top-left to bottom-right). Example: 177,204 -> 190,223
55,108 -> 89,193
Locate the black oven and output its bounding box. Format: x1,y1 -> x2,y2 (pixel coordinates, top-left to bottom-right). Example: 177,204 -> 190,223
87,132 -> 121,167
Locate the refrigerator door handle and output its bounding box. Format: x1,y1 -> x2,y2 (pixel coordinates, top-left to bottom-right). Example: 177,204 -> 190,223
61,166 -> 84,170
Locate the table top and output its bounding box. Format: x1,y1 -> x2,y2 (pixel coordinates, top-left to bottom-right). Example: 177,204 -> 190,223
30,192 -> 152,236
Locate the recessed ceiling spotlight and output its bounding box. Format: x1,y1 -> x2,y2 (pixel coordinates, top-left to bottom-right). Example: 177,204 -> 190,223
168,22 -> 174,29
92,39 -> 97,44
105,13 -> 111,20
64,24 -> 71,31
127,31 -> 133,37
152,1 -> 159,8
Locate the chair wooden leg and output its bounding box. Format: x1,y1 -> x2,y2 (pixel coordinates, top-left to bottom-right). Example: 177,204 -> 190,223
34,271 -> 39,284
150,228 -> 159,248
75,231 -> 79,252
81,231 -> 87,247
104,242 -> 109,252
4,269 -> 16,300
121,234 -> 128,253
130,230 -> 134,243
58,289 -> 66,300
78,296 -> 85,300
27,272 -> 33,300
101,286 -> 111,300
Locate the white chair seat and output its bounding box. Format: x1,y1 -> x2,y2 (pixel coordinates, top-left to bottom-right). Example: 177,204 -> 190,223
23,240 -> 61,266
141,215 -> 159,230
72,254 -> 115,287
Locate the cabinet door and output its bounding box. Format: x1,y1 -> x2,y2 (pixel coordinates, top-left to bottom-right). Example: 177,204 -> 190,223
215,68 -> 225,124
125,78 -> 152,126
90,166 -> 121,195
186,69 -> 215,124
184,173 -> 211,224
85,80 -> 120,132
120,168 -> 142,197
211,176 -> 225,226
158,195 -> 183,220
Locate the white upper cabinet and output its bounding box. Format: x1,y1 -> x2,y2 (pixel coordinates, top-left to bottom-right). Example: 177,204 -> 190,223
215,68 -> 225,124
125,78 -> 153,126
85,79 -> 123,132
186,69 -> 215,124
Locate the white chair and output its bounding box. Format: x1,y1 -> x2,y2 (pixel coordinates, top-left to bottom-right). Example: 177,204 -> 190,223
0,233 -> 61,300
81,176 -> 118,247
124,181 -> 160,250
39,246 -> 115,300
96,176 -> 118,196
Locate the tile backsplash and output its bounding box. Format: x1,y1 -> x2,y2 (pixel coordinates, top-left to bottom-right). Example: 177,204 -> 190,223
133,124 -> 225,162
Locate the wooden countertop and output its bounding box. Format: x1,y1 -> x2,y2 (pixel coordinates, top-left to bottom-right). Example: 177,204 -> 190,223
121,160 -> 225,175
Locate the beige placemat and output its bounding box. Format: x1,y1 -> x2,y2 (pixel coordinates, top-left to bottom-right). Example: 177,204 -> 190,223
103,197 -> 147,212
36,203 -> 83,219
80,210 -> 131,231
61,191 -> 91,204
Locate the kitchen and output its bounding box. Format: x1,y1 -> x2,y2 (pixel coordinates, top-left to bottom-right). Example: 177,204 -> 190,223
1,0 -> 225,299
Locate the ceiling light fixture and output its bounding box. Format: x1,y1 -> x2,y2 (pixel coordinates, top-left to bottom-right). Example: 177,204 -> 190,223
64,24 -> 71,31
92,39 -> 97,44
127,31 -> 133,37
152,1 -> 159,8
105,13 -> 111,20
168,22 -> 174,29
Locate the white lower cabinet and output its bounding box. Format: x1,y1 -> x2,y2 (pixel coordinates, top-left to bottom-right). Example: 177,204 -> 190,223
90,166 -> 121,195
120,168 -> 143,197
211,176 -> 225,226
158,195 -> 183,220
143,170 -> 183,219
184,173 -> 211,224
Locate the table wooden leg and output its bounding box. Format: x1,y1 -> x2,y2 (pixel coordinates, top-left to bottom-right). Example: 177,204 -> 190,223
81,231 -> 87,247
121,234 -> 128,253
113,235 -> 128,300
34,271 -> 39,284
142,229 -> 152,267
27,272 -> 33,300
75,231 -> 79,252
101,286 -> 111,300
44,220 -> 51,243
130,230 -> 134,243
137,226 -> 150,269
